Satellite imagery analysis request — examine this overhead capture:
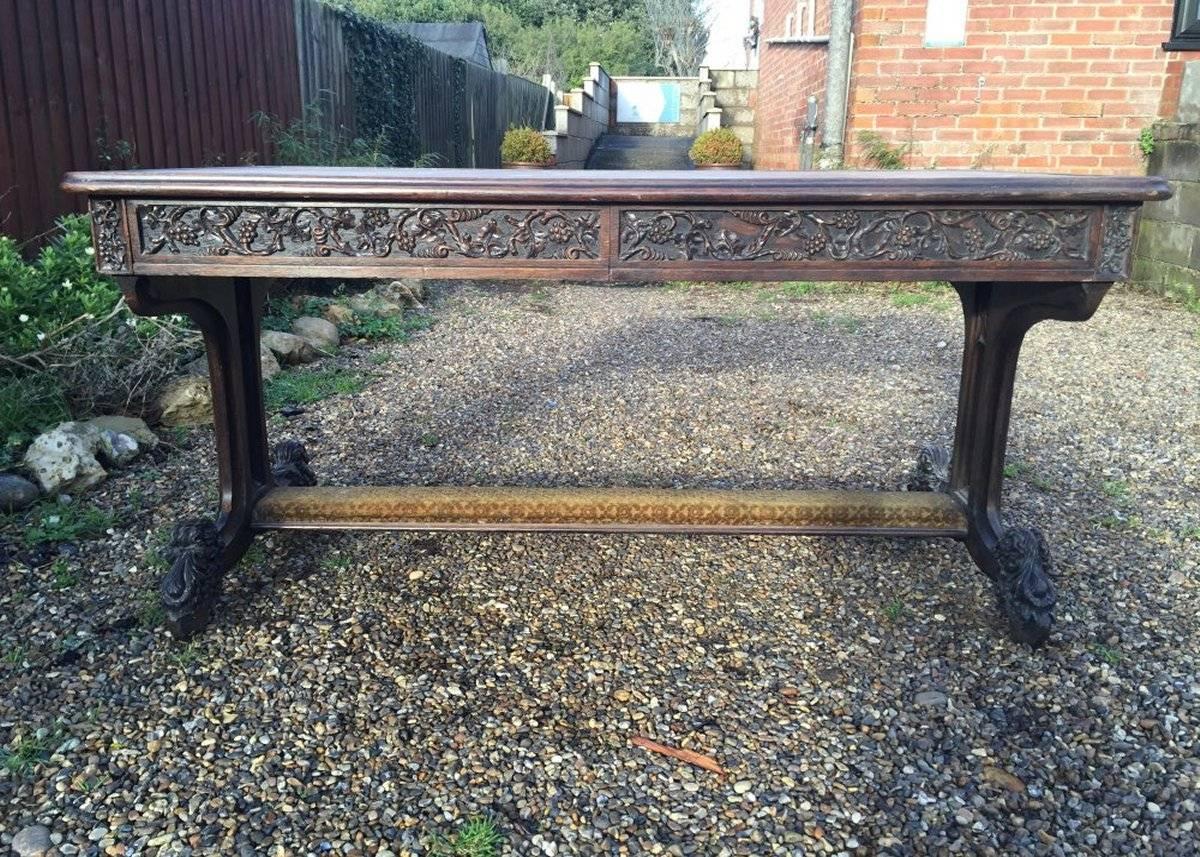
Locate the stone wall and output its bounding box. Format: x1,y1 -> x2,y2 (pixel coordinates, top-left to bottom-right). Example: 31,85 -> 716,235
1133,122 -> 1200,302
709,69 -> 758,166
543,64 -> 612,170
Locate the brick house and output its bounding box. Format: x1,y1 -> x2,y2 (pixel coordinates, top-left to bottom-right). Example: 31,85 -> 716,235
753,0 -> 1198,173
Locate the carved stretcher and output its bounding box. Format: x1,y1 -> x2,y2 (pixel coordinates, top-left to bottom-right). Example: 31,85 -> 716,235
63,167 -> 1169,645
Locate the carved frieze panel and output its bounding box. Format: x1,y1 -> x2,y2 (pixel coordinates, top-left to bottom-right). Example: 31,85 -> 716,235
618,208 -> 1096,265
134,204 -> 602,261
89,199 -> 131,275
1097,205 -> 1137,279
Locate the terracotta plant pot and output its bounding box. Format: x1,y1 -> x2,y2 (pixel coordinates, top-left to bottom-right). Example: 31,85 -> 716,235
502,160 -> 555,169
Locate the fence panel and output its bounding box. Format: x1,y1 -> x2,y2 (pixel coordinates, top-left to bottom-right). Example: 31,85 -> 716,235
0,0 -> 303,243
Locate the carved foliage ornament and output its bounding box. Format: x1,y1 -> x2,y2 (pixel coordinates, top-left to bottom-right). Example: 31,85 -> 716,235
137,204 -> 601,261
619,208 -> 1094,264
1098,205 -> 1137,278
90,199 -> 131,274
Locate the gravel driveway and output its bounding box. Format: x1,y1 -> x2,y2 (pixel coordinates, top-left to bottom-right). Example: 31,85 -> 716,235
2,281 -> 1199,856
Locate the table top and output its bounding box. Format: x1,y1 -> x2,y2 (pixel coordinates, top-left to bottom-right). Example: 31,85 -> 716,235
63,167 -> 1171,205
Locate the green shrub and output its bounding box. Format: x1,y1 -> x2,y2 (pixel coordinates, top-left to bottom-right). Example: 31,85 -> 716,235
500,127 -> 553,164
0,375 -> 70,470
0,216 -> 199,428
253,105 -> 396,167
0,216 -> 122,356
689,128 -> 743,165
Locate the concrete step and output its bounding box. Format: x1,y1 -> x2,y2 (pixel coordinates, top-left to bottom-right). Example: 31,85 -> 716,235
586,134 -> 695,170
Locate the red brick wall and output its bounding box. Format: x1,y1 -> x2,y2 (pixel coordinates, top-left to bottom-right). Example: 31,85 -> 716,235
754,2 -> 831,168
755,0 -> 1190,173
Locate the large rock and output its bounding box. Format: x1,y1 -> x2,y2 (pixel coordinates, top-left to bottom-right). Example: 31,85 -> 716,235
347,292 -> 403,319
0,473 -> 40,512
20,421 -> 141,495
185,343 -> 280,380
156,375 -> 213,427
11,824 -> 52,857
375,278 -> 426,307
261,330 -> 317,365
323,303 -> 356,324
292,316 -> 339,351
84,415 -> 158,449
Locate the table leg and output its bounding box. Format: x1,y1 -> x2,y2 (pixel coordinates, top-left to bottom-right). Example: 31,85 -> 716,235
120,276 -> 282,637
935,280 -> 1110,646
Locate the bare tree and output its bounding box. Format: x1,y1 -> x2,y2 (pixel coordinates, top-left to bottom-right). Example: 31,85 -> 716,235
644,0 -> 709,77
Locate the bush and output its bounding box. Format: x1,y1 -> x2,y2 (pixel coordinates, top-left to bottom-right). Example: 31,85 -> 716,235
0,217 -> 200,437
253,105 -> 395,167
688,128 -> 743,165
501,127 -> 554,165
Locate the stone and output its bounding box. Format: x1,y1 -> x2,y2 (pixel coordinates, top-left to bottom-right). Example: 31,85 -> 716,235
914,690 -> 948,707
323,303 -> 356,324
374,278 -> 426,307
21,422 -> 110,495
292,316 -> 339,350
0,473 -> 40,512
95,430 -> 140,466
612,689 -> 632,702
347,292 -> 403,320
185,344 -> 280,380
733,780 -> 753,794
1178,61 -> 1200,124
83,415 -> 158,449
156,375 -> 213,427
261,330 -> 318,365
11,824 -> 53,856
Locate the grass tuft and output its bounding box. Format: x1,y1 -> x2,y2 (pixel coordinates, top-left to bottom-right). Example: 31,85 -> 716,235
264,368 -> 365,410
433,817 -> 504,857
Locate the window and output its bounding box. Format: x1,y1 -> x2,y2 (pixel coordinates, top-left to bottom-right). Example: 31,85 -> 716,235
1166,0 -> 1200,50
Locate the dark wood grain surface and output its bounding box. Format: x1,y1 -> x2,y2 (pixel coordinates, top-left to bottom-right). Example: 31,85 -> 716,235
62,167 -> 1171,204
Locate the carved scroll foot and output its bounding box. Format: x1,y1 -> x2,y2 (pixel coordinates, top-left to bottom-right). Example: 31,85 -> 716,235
161,519 -> 223,639
992,527 -> 1056,648
906,444 -> 950,492
271,440 -> 316,487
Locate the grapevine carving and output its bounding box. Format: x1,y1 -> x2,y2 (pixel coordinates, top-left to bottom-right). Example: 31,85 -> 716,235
90,199 -> 131,274
619,208 -> 1094,264
137,205 -> 601,261
1097,206 -> 1136,278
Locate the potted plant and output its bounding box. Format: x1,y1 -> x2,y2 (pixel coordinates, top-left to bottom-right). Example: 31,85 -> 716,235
689,127 -> 744,169
501,126 -> 555,169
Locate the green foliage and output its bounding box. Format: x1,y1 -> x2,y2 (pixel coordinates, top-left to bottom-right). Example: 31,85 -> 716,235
0,374 -> 70,470
1,727 -> 63,777
501,126 -> 553,164
339,311 -> 433,341
340,9 -> 424,167
0,216 -> 122,356
689,128 -> 743,165
882,599 -> 906,623
254,105 -> 395,167
51,558 -> 80,590
0,216 -> 197,425
339,0 -> 657,87
858,131 -> 910,170
432,816 -> 504,857
1138,126 -> 1156,159
264,368 -> 366,410
21,501 -> 117,547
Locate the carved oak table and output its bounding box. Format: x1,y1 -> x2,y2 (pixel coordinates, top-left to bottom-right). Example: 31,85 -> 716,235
63,167 -> 1169,646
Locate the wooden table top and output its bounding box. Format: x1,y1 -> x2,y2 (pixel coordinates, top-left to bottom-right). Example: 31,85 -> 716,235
63,167 -> 1170,205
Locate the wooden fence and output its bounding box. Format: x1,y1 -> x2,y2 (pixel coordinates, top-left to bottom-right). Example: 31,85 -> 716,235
0,0 -> 552,244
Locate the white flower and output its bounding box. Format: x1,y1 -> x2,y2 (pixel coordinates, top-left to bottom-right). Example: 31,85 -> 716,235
18,313 -> 29,322
62,279 -> 72,289
85,246 -> 95,256
36,332 -> 45,341
125,318 -> 136,328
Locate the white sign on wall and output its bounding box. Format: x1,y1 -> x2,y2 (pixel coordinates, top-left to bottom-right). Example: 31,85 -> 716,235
925,0 -> 969,47
616,81 -> 682,124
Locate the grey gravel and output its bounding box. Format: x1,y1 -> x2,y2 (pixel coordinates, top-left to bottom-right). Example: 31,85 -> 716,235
2,281 -> 1199,856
